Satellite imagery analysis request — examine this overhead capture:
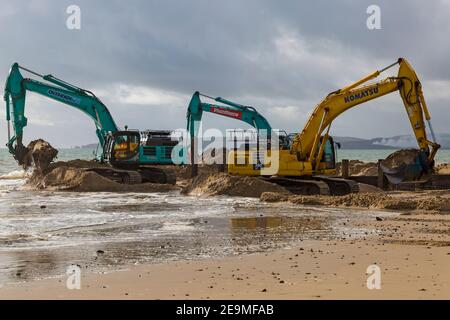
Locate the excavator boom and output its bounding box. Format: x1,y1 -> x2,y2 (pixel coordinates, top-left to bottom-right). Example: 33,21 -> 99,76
187,91 -> 273,137
293,58 -> 439,166
4,63 -> 118,163
187,91 -> 293,157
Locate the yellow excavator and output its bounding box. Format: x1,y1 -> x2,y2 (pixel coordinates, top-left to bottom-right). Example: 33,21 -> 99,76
227,58 -> 440,195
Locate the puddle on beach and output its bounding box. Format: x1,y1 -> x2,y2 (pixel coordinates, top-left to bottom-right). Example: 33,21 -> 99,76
0,189 -> 396,285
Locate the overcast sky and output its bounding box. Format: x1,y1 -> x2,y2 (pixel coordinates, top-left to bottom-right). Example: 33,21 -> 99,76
1,0 -> 449,147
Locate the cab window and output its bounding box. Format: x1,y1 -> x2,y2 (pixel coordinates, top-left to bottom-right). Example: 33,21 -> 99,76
112,134 -> 140,160
322,138 -> 335,168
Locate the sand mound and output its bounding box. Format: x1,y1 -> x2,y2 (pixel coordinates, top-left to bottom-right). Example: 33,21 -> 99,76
336,149 -> 423,177
336,160 -> 378,176
382,149 -> 419,168
260,191 -> 450,213
26,165 -> 178,192
262,193 -> 389,208
21,139 -> 58,173
260,192 -> 290,203
48,159 -> 108,170
436,163 -> 450,175
154,164 -> 221,182
261,180 -> 383,203
182,172 -> 290,198
354,165 -> 378,176
357,183 -> 383,193
326,193 -> 391,208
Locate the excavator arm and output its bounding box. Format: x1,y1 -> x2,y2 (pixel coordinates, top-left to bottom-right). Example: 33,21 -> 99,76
4,63 -> 118,163
186,91 -> 293,164
292,58 -> 440,175
187,91 -> 273,138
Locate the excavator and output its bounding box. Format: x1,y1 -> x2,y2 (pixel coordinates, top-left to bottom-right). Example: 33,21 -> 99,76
186,92 -> 292,165
4,63 -> 180,184
225,58 -> 440,195
187,92 -> 272,135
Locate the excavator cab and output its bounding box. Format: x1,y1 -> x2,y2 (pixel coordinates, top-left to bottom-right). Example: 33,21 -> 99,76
104,130 -> 141,168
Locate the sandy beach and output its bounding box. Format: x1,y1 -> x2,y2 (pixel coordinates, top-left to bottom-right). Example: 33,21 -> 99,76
1,207 -> 449,300
1,158 -> 450,300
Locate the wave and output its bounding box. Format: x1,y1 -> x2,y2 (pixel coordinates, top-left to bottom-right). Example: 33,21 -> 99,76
0,170 -> 30,180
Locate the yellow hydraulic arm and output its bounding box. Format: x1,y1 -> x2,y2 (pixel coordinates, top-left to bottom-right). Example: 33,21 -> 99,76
292,58 -> 440,170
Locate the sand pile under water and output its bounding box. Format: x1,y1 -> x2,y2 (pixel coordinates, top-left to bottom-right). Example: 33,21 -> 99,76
435,163 -> 450,175
182,172 -> 290,198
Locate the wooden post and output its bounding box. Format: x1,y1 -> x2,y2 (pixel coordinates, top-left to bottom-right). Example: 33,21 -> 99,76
233,135 -> 238,165
190,136 -> 198,177
223,148 -> 228,172
341,159 -> 349,179
377,159 -> 384,190
217,148 -> 227,173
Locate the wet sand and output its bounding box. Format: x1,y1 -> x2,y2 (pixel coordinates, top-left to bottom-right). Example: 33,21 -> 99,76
0,240 -> 449,299
1,211 -> 449,299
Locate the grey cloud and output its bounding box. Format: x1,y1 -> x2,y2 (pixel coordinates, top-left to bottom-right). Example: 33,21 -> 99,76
0,0 -> 449,147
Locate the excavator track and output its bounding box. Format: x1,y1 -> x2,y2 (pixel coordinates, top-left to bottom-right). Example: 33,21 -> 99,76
138,167 -> 177,185
87,168 -> 143,184
312,175 -> 359,196
87,166 -> 177,185
261,177 -> 330,195
260,176 -> 359,196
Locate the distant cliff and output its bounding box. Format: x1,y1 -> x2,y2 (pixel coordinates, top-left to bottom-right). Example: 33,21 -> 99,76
335,134 -> 450,149
73,143 -> 98,149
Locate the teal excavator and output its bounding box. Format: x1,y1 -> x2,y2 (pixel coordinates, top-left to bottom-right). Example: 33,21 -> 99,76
186,91 -> 294,173
187,91 -> 292,151
4,63 -> 180,184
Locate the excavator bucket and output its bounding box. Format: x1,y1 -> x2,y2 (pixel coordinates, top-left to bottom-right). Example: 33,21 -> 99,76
13,144 -> 29,166
380,149 -> 433,185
